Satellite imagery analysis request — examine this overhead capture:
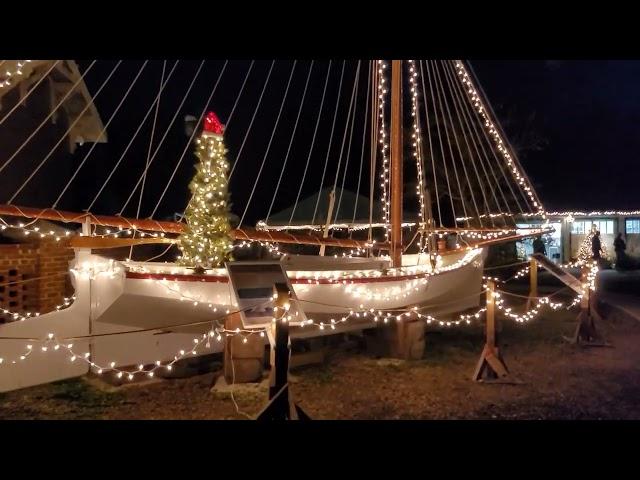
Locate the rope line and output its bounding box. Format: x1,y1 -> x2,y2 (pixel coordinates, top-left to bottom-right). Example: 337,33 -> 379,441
151,60 -> 229,219
266,61 -> 314,222
53,61 -> 150,208
0,60 -> 98,177
9,61 -> 123,204
239,61 -> 298,227
118,61 -> 206,216
86,61 -> 180,212
311,60 -> 346,226
289,61 -> 332,225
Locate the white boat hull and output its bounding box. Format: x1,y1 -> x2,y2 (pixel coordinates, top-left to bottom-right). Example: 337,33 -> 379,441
0,249 -> 485,392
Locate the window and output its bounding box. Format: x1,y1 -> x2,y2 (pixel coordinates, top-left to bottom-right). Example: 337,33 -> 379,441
571,221 -> 587,234
627,219 -> 640,234
571,220 -> 615,235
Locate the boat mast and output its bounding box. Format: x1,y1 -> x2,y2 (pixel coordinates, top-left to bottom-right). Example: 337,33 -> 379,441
390,60 -> 403,267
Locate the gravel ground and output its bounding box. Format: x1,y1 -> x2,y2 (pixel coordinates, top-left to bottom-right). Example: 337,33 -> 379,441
1,306 -> 639,420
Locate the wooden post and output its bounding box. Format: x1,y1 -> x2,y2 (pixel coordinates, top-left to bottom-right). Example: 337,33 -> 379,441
571,266 -> 608,346
390,59 -> 403,268
526,257 -> 537,310
319,189 -> 336,257
473,280 -> 509,381
256,283 -> 310,420
223,312 -> 264,384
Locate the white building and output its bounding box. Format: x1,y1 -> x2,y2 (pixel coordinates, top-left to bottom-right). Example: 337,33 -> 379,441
517,210 -> 640,263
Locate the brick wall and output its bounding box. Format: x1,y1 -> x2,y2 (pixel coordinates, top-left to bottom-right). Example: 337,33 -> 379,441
0,238 -> 74,321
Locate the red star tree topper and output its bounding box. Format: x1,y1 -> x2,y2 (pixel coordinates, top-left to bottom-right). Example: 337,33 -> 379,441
203,111 -> 224,136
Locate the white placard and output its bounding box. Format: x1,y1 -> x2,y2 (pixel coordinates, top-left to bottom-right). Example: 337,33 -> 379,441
226,261 -> 307,329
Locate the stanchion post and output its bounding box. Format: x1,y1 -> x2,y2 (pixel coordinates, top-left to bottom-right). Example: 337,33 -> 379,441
473,279 -> 510,382
526,257 -> 537,310
256,283 -> 310,420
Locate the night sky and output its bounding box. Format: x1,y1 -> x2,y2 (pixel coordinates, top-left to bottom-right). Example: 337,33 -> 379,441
472,60 -> 640,212
4,60 -> 639,226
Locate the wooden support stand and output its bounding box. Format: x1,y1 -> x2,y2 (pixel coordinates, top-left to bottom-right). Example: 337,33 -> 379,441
223,312 -> 264,384
387,319 -> 425,360
569,268 -> 610,347
256,283 -> 310,420
526,257 -> 537,310
473,280 -> 510,382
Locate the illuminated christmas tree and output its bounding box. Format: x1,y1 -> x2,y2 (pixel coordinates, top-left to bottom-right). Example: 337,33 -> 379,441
178,112 -> 233,270
577,224 -> 608,262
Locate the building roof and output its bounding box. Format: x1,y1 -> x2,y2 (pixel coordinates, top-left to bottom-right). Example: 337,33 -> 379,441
0,60 -> 106,153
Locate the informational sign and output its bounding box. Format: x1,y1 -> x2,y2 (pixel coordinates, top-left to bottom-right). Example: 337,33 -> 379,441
226,261 -> 307,329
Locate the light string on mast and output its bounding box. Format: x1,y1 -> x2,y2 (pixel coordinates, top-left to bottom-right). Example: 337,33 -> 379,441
447,62 -> 527,225
407,60 -> 429,247
86,61 -> 181,212
465,60 -> 543,216
454,60 -> 545,219
9,61 -> 124,204
376,60 -> 391,241
440,60 -> 508,227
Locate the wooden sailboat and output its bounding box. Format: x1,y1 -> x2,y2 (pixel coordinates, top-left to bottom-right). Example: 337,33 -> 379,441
0,59 -> 549,390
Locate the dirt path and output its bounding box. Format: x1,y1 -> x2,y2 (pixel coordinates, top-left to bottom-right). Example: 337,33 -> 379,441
1,307 -> 639,420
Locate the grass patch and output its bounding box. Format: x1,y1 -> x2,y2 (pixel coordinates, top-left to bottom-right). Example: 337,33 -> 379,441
48,379 -> 124,409
303,365 -> 334,384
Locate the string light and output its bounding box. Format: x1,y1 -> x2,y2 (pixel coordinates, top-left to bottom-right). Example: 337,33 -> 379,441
455,61 -> 545,221
408,60 -> 427,251
0,260 -> 597,375
377,60 -> 391,241
1,296 -> 76,323
0,60 -> 32,89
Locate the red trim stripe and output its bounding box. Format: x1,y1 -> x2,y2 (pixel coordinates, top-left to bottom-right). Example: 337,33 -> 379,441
125,271 -> 429,285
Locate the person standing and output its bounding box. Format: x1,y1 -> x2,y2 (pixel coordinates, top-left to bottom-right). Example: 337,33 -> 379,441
614,232 -> 627,268
591,230 -> 602,260
532,236 -> 546,256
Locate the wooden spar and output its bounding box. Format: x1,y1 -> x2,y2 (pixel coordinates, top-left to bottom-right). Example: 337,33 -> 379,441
0,203 -> 548,252
69,237 -> 176,249
233,228 -> 386,250
390,60 -> 403,267
0,203 -> 184,233
319,189 -> 336,257
0,203 -> 388,250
